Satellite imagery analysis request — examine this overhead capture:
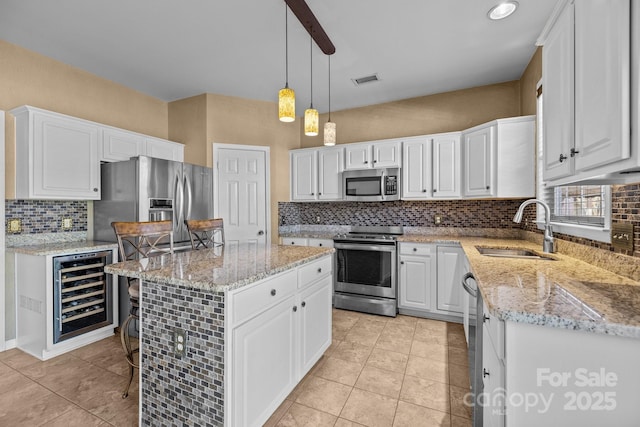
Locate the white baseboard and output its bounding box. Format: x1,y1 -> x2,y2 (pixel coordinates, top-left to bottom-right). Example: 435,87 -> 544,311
2,339 -> 17,351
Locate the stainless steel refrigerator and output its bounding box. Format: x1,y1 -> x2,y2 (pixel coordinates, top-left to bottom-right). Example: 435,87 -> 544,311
93,155 -> 213,326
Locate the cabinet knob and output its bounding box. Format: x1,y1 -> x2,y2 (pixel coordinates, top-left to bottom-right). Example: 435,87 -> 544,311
270,289 -> 277,296
422,189 -> 427,193
570,148 -> 580,157
319,243 -> 323,246
413,248 -> 417,252
364,160 -> 368,164
318,192 -> 322,195
433,189 -> 437,193
486,186 -> 490,190
291,242 -> 295,245
373,160 -> 377,163
301,301 -> 306,307
317,267 -> 322,273
483,314 -> 490,323
293,305 -> 298,312
559,153 -> 567,163
311,192 -> 315,195
483,368 -> 490,378
93,188 -> 99,192
400,261 -> 404,265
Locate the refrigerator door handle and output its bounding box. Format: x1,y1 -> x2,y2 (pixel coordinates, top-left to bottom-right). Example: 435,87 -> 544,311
174,173 -> 183,230
184,174 -> 193,221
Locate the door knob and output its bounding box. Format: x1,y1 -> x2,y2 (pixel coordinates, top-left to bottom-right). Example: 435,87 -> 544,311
258,230 -> 264,236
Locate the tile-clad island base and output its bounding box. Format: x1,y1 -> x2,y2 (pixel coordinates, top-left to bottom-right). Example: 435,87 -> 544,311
105,244 -> 334,426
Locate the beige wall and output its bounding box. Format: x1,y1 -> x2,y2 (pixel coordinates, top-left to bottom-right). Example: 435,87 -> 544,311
300,80 -> 521,148
168,94 -> 208,166
520,47 -> 542,116
1,40 -> 168,198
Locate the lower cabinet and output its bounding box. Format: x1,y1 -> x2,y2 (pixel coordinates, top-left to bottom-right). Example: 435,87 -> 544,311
279,237 -> 334,248
398,242 -> 464,320
227,256 -> 332,427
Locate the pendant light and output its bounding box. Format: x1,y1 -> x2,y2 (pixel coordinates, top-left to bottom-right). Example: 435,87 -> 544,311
304,29 -> 319,136
278,5 -> 295,122
323,55 -> 336,146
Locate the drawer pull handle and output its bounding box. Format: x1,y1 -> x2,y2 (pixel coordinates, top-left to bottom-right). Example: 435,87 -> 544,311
293,305 -> 298,312
301,301 -> 306,307
319,243 -> 322,246
483,368 -> 490,378
317,268 -> 322,273
270,289 -> 277,296
413,248 -> 417,252
483,314 -> 490,323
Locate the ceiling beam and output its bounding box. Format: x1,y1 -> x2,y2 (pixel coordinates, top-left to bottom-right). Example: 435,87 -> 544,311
285,0 -> 336,55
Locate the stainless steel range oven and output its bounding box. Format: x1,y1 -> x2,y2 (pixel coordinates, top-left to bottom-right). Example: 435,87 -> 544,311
333,226 -> 403,317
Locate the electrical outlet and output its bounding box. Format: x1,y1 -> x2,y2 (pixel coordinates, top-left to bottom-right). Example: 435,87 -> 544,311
434,215 -> 442,225
316,216 -> 321,224
173,328 -> 187,358
7,218 -> 21,233
61,217 -> 73,230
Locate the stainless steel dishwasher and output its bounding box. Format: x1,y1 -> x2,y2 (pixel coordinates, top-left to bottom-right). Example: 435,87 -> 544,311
462,272 -> 483,427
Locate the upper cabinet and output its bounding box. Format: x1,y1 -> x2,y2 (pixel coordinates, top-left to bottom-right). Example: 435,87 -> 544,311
432,133 -> 461,198
462,117 -> 535,199
11,105 -> 185,200
290,147 -> 343,202
12,106 -> 101,200
344,140 -> 401,170
540,0 -> 633,185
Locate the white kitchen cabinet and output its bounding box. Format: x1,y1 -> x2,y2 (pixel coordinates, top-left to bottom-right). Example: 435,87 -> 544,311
344,140 -> 400,170
145,136 -> 184,162
398,250 -> 434,311
462,117 -> 535,199
280,237 -> 308,246
100,127 -> 145,162
436,245 -> 464,314
228,256 -> 332,427
540,0 -> 633,185
12,106 -> 101,200
317,147 -> 343,200
432,133 -> 461,198
290,150 -> 317,201
482,311 -> 506,427
402,137 -> 431,199
290,147 -> 343,202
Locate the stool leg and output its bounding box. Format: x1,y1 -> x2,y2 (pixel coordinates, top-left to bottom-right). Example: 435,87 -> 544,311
121,312 -> 138,399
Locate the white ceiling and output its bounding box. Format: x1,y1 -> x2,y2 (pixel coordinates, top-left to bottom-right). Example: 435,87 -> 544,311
0,0 -> 557,115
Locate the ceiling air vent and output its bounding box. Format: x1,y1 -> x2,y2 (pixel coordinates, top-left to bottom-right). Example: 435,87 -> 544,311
351,73 -> 380,86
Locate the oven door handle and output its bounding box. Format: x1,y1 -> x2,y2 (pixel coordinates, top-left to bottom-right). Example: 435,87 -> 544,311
462,272 -> 477,297
334,242 -> 396,252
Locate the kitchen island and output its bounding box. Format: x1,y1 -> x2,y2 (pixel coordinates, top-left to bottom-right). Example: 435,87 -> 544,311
105,243 -> 334,427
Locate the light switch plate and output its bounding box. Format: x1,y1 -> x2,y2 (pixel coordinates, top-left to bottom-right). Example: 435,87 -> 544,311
611,223 -> 634,251
8,218 -> 21,233
61,217 -> 73,230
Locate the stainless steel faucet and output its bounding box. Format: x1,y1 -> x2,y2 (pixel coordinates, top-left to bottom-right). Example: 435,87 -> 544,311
513,199 -> 555,253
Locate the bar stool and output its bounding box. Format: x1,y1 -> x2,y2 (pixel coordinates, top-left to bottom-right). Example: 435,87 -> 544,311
111,220 -> 174,398
184,218 -> 225,250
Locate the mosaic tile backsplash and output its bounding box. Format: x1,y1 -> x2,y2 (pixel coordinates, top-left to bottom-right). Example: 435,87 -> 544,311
5,200 -> 88,234
279,199 -> 528,229
141,282 -> 225,426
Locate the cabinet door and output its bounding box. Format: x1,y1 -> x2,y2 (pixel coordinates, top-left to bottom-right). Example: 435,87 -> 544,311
436,246 -> 464,314
32,112 -> 100,200
318,147 -> 343,200
290,151 -> 317,201
432,134 -> 460,198
299,276 -> 332,374
574,0 -> 630,172
232,295 -> 297,427
372,141 -> 401,168
398,252 -> 434,311
101,128 -> 145,162
483,326 -> 505,427
344,144 -> 371,170
145,137 -> 184,162
463,127 -> 493,197
307,238 -> 334,248
402,139 -> 431,199
543,1 -> 574,181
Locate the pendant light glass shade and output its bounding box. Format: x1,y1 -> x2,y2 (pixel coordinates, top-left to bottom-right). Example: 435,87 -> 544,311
279,87 -> 295,122
304,108 -> 319,136
323,121 -> 336,145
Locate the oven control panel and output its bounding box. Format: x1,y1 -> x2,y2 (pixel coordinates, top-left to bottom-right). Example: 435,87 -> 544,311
384,176 -> 398,195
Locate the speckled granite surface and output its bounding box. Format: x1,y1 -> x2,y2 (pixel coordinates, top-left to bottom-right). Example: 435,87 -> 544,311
7,240 -> 118,256
105,244 -> 334,292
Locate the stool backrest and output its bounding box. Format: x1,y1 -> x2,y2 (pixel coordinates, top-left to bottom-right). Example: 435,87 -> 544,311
111,220 -> 174,262
185,218 -> 225,250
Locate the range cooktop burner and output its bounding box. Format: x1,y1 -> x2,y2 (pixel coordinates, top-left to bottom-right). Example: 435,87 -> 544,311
333,225 -> 404,243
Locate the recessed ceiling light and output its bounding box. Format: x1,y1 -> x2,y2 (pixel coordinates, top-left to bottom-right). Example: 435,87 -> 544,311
488,1 -> 519,20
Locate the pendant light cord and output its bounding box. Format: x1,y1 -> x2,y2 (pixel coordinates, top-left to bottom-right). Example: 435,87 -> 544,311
328,55 -> 331,121
309,29 -> 313,108
285,5 -> 289,88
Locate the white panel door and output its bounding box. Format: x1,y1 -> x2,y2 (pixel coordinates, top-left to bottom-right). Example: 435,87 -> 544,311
463,127 -> 493,197
402,139 -> 431,199
317,147 -> 343,200
574,0 -> 630,171
436,246 -> 464,314
291,151 -> 317,201
215,146 -> 268,246
432,134 -> 460,198
543,1 -> 575,181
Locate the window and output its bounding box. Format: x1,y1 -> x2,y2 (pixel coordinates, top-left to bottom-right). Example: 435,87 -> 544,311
536,83 -> 611,242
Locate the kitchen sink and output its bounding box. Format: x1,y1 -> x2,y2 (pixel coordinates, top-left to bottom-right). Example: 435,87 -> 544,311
475,246 -> 556,260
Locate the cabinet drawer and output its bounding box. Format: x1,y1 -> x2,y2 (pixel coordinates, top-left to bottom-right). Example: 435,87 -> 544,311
307,238 -> 334,248
298,256 -> 332,289
483,302 -> 505,361
231,270 -> 297,326
399,243 -> 432,256
281,237 -> 308,246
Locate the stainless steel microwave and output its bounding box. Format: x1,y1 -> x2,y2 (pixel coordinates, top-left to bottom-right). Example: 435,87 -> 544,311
343,168 -> 400,201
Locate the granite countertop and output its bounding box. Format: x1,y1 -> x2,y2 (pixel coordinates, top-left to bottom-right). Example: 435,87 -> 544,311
7,240 -> 118,256
279,232 -> 337,240
104,244 -> 334,292
400,234 -> 640,338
